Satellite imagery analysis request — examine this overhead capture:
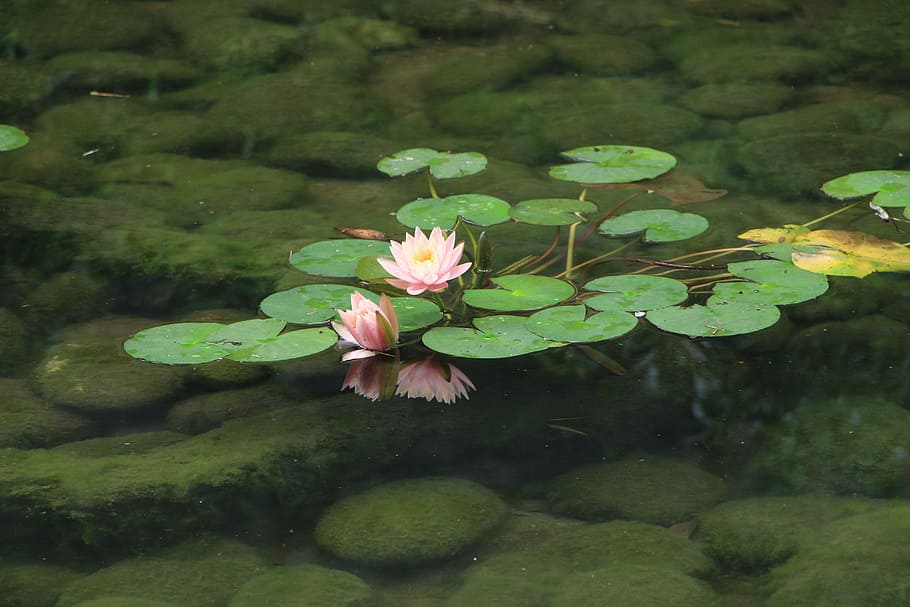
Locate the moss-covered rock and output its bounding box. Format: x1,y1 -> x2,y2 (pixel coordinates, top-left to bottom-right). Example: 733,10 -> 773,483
819,0 -> 910,82
423,41 -> 553,97
12,0 -> 165,57
749,397 -> 910,496
227,564 -> 376,607
33,339 -> 185,412
737,100 -> 887,140
699,495 -> 882,572
0,379 -> 93,448
0,558 -> 83,607
736,133 -> 900,194
679,82 -> 794,119
94,154 -> 309,228
56,536 -> 268,607
547,34 -> 656,76
52,431 -> 189,458
309,16 -> 417,52
379,0 -> 514,34
0,395 -> 422,548
0,307 -> 30,369
266,131 -> 403,178
314,477 -> 507,568
547,456 -> 727,525
449,520 -> 714,607
0,131 -> 96,194
181,17 -> 301,73
23,271 -> 111,326
198,208 -> 328,242
0,62 -> 57,117
167,382 -> 294,434
46,51 -> 200,93
687,0 -> 796,19
678,44 -> 829,84
69,599 -> 185,607
767,505 -> 910,606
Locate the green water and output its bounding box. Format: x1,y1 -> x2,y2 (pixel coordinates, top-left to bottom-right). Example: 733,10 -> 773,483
2,1 -> 910,605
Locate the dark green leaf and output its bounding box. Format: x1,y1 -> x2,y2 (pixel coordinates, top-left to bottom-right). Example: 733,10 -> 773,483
463,274 -> 575,312
395,194 -> 511,229
646,300 -> 781,337
526,305 -> 637,343
598,209 -> 709,242
290,240 -> 391,277
583,275 -> 688,311
509,198 -> 599,226
549,145 -> 676,184
422,315 -> 561,359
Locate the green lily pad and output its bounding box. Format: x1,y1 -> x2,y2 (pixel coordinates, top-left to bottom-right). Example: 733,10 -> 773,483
206,318 -> 288,359
549,145 -> 677,184
290,239 -> 391,277
124,322 -> 229,364
377,148 -> 487,179
711,259 -> 828,306
395,194 -> 512,229
422,314 -> 561,359
462,274 -> 575,312
389,296 -> 443,332
646,300 -> 781,338
821,170 -> 910,208
0,125 -> 29,151
753,243 -> 793,262
355,255 -> 392,282
583,275 -> 689,311
526,305 -> 638,343
227,328 -> 337,362
509,198 -> 599,226
599,209 -> 709,242
260,284 -> 376,325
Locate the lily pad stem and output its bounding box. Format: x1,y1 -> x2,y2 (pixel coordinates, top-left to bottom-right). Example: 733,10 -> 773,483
427,169 -> 440,199
801,200 -> 860,228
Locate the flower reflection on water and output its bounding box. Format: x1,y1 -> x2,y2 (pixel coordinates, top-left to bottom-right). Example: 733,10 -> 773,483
341,356 -> 475,403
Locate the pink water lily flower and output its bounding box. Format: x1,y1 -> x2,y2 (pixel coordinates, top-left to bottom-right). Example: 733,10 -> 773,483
378,226 -> 472,295
332,292 -> 399,362
395,358 -> 476,404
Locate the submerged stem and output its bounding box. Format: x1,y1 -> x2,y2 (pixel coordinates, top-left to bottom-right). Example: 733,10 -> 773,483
427,170 -> 440,199
802,200 -> 860,227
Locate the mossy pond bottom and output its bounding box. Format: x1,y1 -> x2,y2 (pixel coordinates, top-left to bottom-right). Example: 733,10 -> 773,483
3,0 -> 910,605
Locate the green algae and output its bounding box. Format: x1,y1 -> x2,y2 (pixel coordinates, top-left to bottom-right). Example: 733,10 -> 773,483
228,564 -> 376,607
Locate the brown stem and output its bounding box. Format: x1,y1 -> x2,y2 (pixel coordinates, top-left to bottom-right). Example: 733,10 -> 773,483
614,257 -> 726,271
577,191 -> 644,245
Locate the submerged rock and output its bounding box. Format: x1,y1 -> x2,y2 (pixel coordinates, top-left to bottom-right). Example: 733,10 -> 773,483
678,44 -> 829,84
0,558 -> 83,607
23,271 -> 111,327
679,82 -> 794,119
181,17 -> 301,73
736,100 -> 887,140
547,34 -> 657,76
0,63 -> 56,116
46,51 -> 200,93
449,520 -> 714,607
56,536 -> 268,607
314,477 -> 507,568
167,382 -> 294,435
699,495 -> 882,573
0,379 -> 93,448
227,564 -> 376,607
749,397 -> 910,496
33,339 -> 185,412
547,455 -> 727,525
767,505 -> 910,606
0,308 -> 31,370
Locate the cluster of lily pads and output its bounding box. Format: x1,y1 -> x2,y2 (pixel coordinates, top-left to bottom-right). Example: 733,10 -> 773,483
121,144 -> 910,367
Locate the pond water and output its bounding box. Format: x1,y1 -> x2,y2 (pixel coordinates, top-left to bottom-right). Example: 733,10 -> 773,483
2,1 -> 910,605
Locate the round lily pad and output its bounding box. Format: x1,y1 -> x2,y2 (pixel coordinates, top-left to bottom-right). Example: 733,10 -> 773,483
290,240 -> 391,278
599,209 -> 709,242
260,284 -> 376,325
509,198 -> 599,226
583,275 -> 689,311
395,194 -> 511,229
0,125 -> 29,151
124,322 -> 229,364
205,318 -> 288,360
389,296 -> 443,332
821,170 -> 910,206
549,145 -> 677,184
228,328 -> 338,362
526,305 -> 638,343
422,315 -> 560,359
462,275 -> 575,312
646,300 -> 781,338
711,259 -> 828,306
377,148 -> 487,179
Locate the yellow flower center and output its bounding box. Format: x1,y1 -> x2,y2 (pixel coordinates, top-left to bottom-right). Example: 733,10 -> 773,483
411,247 -> 436,264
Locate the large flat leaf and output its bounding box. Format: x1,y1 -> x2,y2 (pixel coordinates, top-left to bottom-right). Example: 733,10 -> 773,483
290,240 -> 391,277
228,328 -> 337,362
509,198 -> 598,226
549,145 -> 677,184
395,194 -> 511,229
712,259 -> 828,305
0,125 -> 29,151
821,170 -> 910,207
599,209 -> 709,242
526,305 -> 637,343
646,301 -> 781,338
124,322 -> 229,364
260,284 -> 376,325
463,275 -> 575,312
377,148 -> 487,179
422,315 -> 561,359
583,275 -> 688,311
